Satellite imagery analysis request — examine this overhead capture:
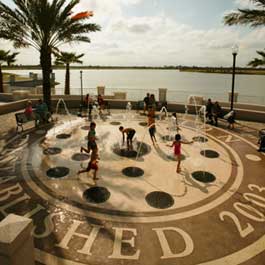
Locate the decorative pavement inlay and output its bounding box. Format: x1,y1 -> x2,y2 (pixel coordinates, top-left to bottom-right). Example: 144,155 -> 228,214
43,147 -> 62,155
46,167 -> 70,179
72,153 -> 90,161
200,150 -> 220,158
112,142 -> 151,158
192,136 -> 208,143
145,191 -> 174,209
122,167 -> 144,178
1,114 -> 265,265
56,133 -> 71,139
83,187 -> 111,204
191,171 -> 216,183
110,122 -> 121,126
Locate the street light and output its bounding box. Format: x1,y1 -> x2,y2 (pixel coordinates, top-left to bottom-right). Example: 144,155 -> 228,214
230,44 -> 239,111
79,70 -> 83,116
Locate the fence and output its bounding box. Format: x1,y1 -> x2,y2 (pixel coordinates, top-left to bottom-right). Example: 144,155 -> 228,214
54,87 -> 265,106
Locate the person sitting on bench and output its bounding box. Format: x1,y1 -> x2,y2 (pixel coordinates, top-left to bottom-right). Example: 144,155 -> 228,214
35,99 -> 50,124
224,110 -> 236,130
24,100 -> 35,121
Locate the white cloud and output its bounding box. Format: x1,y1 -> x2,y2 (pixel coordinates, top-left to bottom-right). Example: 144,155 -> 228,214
0,0 -> 264,66
234,0 -> 263,9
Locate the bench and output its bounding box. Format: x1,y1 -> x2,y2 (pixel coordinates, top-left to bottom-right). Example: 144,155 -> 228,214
15,111 -> 53,132
15,112 -> 35,132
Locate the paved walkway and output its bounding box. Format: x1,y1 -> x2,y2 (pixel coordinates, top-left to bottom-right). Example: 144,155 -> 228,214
0,110 -> 265,265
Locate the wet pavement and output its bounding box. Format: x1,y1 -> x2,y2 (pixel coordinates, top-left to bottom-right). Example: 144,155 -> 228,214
0,110 -> 265,265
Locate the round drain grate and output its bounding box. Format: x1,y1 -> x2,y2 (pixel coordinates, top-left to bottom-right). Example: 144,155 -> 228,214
47,167 -> 69,179
122,167 -> 144,178
191,171 -> 216,183
145,191 -> 174,209
83,187 -> 110,204
72,153 -> 90,161
56,133 -> 71,139
113,142 -> 151,158
43,147 -> 62,155
110,122 -> 121,126
139,122 -> 148,126
200,150 -> 220,158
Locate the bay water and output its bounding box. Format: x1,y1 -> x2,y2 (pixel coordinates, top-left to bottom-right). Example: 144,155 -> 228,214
5,69 -> 265,105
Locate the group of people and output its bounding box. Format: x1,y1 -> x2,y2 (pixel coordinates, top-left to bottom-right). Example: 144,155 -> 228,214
24,99 -> 51,126
78,121 -> 138,180
205,98 -> 235,129
143,93 -> 156,114
79,122 -> 99,180
78,101 -> 194,181
205,99 -> 223,126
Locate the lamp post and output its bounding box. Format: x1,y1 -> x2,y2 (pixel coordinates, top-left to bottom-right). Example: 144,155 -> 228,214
230,44 -> 239,111
79,70 -> 83,115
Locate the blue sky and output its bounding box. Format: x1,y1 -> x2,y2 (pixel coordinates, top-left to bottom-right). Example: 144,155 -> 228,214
0,0 -> 264,66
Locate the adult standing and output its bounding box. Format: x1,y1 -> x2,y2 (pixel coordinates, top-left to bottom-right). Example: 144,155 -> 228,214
212,101 -> 223,126
85,94 -> 94,118
97,94 -> 104,115
143,93 -> 150,114
206,98 -> 213,124
149,94 -> 156,109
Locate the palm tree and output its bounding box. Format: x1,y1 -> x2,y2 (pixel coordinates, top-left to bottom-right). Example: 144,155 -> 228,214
55,51 -> 84,95
0,49 -> 18,92
0,50 -> 9,93
248,50 -> 265,67
224,0 -> 265,27
0,0 -> 100,109
224,1 -> 265,67
6,51 -> 19,66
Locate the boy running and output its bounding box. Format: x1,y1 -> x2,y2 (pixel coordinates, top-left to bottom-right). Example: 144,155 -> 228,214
81,122 -> 97,154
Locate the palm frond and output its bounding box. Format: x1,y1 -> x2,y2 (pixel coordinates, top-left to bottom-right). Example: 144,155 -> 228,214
248,58 -> 265,67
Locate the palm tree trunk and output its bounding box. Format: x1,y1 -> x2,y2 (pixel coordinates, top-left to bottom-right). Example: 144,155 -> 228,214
40,46 -> 52,110
0,64 -> 3,93
65,63 -> 70,95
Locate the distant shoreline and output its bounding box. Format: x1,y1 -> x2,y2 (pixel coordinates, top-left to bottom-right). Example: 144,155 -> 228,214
179,67 -> 265,75
3,65 -> 265,75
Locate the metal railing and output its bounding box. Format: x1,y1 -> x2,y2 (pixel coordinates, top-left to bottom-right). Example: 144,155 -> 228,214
54,87 -> 265,106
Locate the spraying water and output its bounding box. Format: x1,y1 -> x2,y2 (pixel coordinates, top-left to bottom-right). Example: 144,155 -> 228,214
55,98 -> 71,116
159,106 -> 168,120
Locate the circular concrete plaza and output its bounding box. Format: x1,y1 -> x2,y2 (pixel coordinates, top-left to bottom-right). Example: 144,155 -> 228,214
0,111 -> 265,265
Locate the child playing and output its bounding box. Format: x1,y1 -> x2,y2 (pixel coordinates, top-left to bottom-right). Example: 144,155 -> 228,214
119,126 -> 136,150
168,134 -> 193,173
81,122 -> 97,154
148,106 -> 157,145
78,150 -> 99,181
